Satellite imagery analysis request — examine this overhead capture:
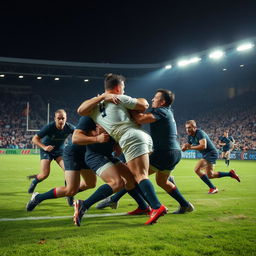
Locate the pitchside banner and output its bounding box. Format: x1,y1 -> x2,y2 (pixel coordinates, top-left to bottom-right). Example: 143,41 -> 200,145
0,149 -> 256,160
0,149 -> 38,155
182,150 -> 256,160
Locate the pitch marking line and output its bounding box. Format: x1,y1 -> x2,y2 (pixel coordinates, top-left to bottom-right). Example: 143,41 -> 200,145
0,212 -> 128,222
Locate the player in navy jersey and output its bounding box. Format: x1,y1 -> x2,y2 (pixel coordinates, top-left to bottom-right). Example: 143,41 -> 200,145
76,73 -> 167,225
96,89 -> 194,214
219,131 -> 235,166
26,116 -> 109,212
27,109 -> 75,200
182,120 -> 240,194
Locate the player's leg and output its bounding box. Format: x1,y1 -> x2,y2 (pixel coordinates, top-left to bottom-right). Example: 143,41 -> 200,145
210,163 -> 240,182
225,151 -> 230,166
194,159 -> 217,193
73,162 -> 125,226
155,170 -> 194,213
79,169 -> 97,191
27,158 -> 52,193
26,170 -> 80,211
127,154 -> 167,225
55,155 -> 74,206
117,162 -> 150,213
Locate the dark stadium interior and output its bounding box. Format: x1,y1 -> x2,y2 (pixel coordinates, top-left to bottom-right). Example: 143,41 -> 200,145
1,43 -> 255,151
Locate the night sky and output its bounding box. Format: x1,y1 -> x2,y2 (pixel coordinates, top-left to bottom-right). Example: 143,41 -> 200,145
0,1 -> 256,64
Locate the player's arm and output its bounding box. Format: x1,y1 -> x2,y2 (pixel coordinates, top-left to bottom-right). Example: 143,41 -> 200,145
77,93 -> 120,116
129,111 -> 156,124
190,139 -> 207,151
72,129 -> 109,145
132,98 -> 149,112
32,135 -> 54,152
181,143 -> 191,152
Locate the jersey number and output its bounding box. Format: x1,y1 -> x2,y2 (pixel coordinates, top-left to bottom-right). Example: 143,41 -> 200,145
99,103 -> 107,117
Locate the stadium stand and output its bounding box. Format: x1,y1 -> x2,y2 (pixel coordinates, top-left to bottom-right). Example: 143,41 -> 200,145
1,90 -> 255,150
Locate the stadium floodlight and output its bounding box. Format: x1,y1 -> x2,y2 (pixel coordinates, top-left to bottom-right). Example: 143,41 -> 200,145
240,64 -> 244,67
84,79 -> 89,82
236,43 -> 254,51
165,64 -> 172,69
18,75 -> 24,79
37,76 -> 42,80
54,77 -> 60,80
0,74 -> 5,77
178,57 -> 201,67
222,68 -> 227,71
209,50 -> 224,60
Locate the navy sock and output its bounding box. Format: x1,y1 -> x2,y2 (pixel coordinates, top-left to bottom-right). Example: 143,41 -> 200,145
169,187 -> 189,207
32,178 -> 41,186
135,184 -> 151,206
36,188 -> 56,203
200,174 -> 215,189
111,189 -> 127,203
83,184 -> 113,210
138,179 -> 161,209
127,187 -> 148,210
218,172 -> 231,178
227,160 -> 230,166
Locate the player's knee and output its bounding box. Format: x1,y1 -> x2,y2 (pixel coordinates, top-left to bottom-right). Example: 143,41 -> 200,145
86,181 -> 97,189
194,168 -> 200,174
39,173 -> 50,180
65,188 -> 78,196
207,172 -> 214,179
156,178 -> 165,188
109,178 -> 125,192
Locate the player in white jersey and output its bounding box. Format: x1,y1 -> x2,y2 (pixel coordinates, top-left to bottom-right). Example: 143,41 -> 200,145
76,73 -> 167,225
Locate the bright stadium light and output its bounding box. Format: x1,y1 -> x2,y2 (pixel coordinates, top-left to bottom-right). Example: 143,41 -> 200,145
178,57 -> 201,67
209,50 -> 225,60
236,43 -> 254,51
223,68 -> 227,71
240,64 -> 244,67
0,74 -> 5,77
18,75 -> 24,79
84,79 -> 89,82
54,77 -> 60,80
165,64 -> 172,69
37,76 -> 42,80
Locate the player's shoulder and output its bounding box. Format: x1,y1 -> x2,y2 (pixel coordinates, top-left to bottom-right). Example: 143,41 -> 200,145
43,121 -> 55,129
64,122 -> 75,132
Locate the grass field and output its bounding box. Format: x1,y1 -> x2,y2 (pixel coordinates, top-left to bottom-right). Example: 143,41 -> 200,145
0,155 -> 255,256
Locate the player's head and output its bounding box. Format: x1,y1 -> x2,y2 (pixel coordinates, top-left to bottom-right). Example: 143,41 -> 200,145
223,130 -> 229,136
54,109 -> 67,129
104,73 -> 126,95
185,120 -> 197,136
152,89 -> 175,108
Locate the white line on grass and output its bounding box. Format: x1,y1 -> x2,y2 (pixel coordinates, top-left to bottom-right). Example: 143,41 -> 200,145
0,212 -> 128,222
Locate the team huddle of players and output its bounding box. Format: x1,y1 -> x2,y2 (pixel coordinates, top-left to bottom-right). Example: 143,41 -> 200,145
26,73 -> 240,226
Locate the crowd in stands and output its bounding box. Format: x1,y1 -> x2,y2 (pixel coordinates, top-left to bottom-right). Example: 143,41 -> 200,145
1,91 -> 255,151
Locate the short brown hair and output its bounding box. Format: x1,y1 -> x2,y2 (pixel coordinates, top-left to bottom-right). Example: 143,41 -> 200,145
157,89 -> 175,106
54,109 -> 66,116
104,73 -> 126,90
186,120 -> 197,127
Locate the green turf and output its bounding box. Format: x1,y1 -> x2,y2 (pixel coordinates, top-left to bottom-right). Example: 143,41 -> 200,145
0,155 -> 255,256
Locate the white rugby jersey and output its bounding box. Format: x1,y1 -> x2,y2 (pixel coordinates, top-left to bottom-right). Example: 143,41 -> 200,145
90,94 -> 139,142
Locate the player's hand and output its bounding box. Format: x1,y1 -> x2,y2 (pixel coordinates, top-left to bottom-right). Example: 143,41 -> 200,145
181,144 -> 190,151
96,132 -> 110,143
44,145 -> 55,152
102,93 -> 120,104
181,145 -> 186,152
